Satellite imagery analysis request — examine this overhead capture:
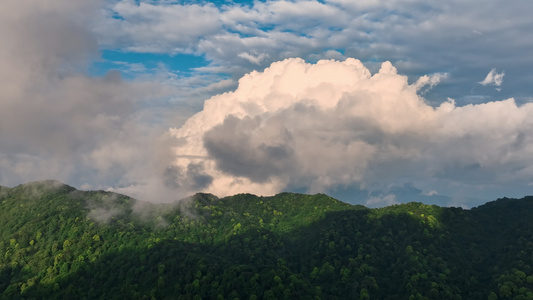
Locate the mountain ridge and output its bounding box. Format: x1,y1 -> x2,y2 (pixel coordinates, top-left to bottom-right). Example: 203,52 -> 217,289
0,179 -> 511,210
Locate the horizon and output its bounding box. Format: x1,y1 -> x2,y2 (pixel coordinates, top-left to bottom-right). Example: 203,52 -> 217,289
1,178 -> 529,210
1,0 -> 532,208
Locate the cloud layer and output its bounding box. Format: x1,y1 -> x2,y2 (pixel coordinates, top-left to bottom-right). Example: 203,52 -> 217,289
169,58 -> 533,203
96,0 -> 533,104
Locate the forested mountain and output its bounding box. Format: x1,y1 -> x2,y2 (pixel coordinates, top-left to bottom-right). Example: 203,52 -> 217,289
1,181 -> 533,300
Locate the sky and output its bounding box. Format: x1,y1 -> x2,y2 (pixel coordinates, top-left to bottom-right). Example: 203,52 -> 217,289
1,0 -> 533,208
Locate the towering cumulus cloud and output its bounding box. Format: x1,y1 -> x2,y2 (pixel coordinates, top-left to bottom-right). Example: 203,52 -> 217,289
169,58 -> 533,201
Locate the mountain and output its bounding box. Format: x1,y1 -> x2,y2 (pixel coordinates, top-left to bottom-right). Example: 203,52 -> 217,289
1,180 -> 533,299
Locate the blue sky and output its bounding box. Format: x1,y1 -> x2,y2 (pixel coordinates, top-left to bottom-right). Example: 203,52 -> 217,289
1,0 -> 533,207
90,51 -> 208,78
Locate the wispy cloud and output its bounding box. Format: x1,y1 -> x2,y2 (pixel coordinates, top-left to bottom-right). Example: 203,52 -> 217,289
366,194 -> 398,208
479,68 -> 505,87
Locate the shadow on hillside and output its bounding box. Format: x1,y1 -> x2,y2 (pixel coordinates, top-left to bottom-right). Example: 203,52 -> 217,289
21,234 -> 317,299
13,196 -> 533,299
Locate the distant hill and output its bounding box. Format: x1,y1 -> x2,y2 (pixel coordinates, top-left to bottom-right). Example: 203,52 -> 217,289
1,180 -> 532,299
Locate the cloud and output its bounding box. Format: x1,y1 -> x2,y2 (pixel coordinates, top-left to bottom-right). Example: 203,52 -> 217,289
88,206 -> 122,224
96,1 -> 222,53
237,52 -> 269,65
0,0 -> 187,203
96,0 -> 533,105
95,0 -> 352,75
366,194 -> 398,208
423,190 -> 438,196
3,0 -> 532,207
479,68 -> 505,87
169,58 -> 533,204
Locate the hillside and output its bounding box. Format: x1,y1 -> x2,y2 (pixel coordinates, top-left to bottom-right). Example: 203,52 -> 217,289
1,181 -> 533,299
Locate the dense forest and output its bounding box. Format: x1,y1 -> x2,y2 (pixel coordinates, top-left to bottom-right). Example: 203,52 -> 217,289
1,180 -> 533,299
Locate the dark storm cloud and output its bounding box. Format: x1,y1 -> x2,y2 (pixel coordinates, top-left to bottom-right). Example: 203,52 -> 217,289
204,115 -> 295,183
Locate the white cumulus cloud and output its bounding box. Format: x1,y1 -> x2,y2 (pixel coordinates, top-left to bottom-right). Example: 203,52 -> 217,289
168,58 -> 533,202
